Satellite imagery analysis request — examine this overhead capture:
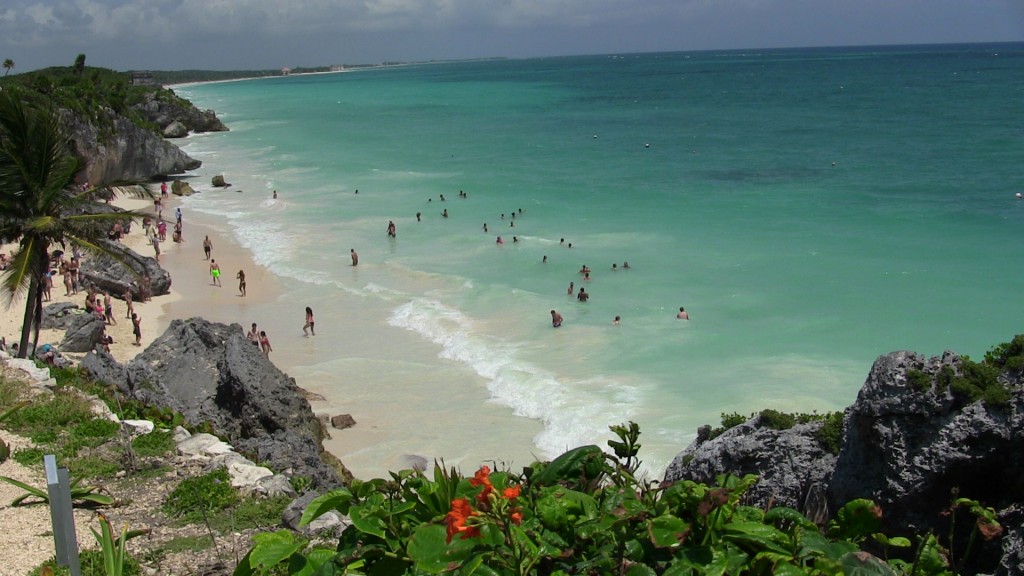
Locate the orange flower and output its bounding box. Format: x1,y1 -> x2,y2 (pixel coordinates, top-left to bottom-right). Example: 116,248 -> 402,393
469,466 -> 494,504
503,485 -> 521,500
510,510 -> 523,525
445,498 -> 481,543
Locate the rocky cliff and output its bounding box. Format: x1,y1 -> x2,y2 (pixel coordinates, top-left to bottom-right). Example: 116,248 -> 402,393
663,344 -> 1024,575
81,318 -> 350,490
63,108 -> 201,185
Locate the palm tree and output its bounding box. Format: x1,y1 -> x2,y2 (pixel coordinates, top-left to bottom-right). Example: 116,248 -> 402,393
73,54 -> 86,77
0,88 -> 150,358
2,59 -> 12,77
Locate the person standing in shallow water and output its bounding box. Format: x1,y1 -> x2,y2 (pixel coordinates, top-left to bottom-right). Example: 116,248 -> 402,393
351,248 -> 359,266
303,307 -> 315,337
550,309 -> 563,328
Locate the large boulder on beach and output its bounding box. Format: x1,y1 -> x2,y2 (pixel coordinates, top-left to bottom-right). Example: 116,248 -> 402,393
211,174 -> 229,188
81,318 -> 350,489
60,313 -> 106,353
41,302 -> 81,330
171,180 -> 196,196
79,239 -> 171,301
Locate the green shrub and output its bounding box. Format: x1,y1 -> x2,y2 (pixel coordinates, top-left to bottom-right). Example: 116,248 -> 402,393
163,468 -> 238,521
815,412 -> 845,455
131,430 -> 174,458
758,408 -> 796,430
234,423 -> 967,576
906,369 -> 933,392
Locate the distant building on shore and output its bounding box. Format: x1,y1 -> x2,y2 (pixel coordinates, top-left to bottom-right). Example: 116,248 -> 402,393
281,67 -> 292,76
130,72 -> 154,86
330,65 -> 345,72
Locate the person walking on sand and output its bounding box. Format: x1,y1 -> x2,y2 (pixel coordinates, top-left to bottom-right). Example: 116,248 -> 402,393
203,235 -> 212,260
351,248 -> 359,266
210,259 -> 222,286
677,307 -> 689,320
259,331 -> 273,355
303,307 -> 315,337
132,313 -> 142,346
237,270 -> 246,296
550,309 -> 563,328
123,288 -> 134,319
103,293 -> 116,325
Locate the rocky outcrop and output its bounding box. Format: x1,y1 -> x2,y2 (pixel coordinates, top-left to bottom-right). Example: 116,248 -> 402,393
79,239 -> 171,300
81,318 -> 350,489
663,417 -> 836,517
63,109 -> 202,185
131,91 -> 228,134
211,174 -> 230,188
162,121 -> 188,139
662,347 -> 1024,574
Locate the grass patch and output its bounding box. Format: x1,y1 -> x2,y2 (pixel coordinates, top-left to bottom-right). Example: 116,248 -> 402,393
160,534 -> 215,554
206,494 -> 292,532
131,429 -> 174,458
13,446 -> 46,467
163,468 -> 238,522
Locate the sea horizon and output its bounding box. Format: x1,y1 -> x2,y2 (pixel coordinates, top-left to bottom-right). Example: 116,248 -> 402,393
169,42 -> 1023,479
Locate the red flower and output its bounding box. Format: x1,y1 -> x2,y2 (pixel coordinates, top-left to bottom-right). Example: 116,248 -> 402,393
469,466 -> 494,504
503,485 -> 521,500
510,510 -> 523,525
445,498 -> 481,543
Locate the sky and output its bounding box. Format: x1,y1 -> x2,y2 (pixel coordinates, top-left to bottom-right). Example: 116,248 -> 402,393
1,0 -> 1022,72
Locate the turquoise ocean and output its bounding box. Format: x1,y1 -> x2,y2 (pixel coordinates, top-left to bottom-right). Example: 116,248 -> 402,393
172,43 -> 1024,478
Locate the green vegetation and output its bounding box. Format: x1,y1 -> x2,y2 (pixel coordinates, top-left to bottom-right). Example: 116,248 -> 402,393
163,468 -> 238,522
0,89 -> 152,357
815,411 -> 845,455
0,474 -> 114,507
130,429 -> 174,458
912,338 -> 1021,408
31,548 -> 142,576
236,423 -> 987,576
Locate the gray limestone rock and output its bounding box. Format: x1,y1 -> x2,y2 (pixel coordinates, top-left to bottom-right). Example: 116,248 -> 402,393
82,318 -> 348,489
60,313 -> 106,353
79,239 -> 171,301
171,180 -> 196,196
162,120 -> 188,138
662,415 -> 837,513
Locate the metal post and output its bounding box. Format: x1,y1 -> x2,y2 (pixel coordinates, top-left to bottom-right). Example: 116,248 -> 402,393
44,454 -> 81,576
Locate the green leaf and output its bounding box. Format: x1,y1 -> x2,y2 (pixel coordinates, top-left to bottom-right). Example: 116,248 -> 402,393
299,488 -> 353,527
232,549 -> 256,576
408,523 -> 475,574
649,514 -> 691,548
249,530 -> 305,570
349,501 -> 388,539
830,499 -> 883,542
